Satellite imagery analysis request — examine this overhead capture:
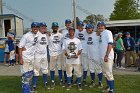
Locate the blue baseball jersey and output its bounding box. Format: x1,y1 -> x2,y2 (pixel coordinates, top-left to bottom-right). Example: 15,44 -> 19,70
7,32 -> 15,51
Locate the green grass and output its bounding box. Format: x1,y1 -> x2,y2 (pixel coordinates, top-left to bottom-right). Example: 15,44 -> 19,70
0,75 -> 140,93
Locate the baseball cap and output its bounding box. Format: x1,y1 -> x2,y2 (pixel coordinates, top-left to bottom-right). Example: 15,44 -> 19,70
97,21 -> 106,27
65,19 -> 72,24
69,27 -> 75,32
77,21 -> 84,26
31,22 -> 39,28
52,22 -> 59,27
114,34 -> 118,37
85,24 -> 94,29
126,32 -> 130,35
118,32 -> 123,35
39,22 -> 47,27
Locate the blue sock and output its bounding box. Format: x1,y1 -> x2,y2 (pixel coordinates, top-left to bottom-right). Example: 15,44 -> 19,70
90,72 -> 95,81
9,60 -> 12,65
64,71 -> 67,81
50,71 -> 55,82
42,74 -> 47,84
33,76 -> 38,87
98,72 -> 103,83
58,70 -> 63,81
22,83 -> 31,93
108,80 -> 114,91
106,78 -> 109,86
77,77 -> 81,84
83,71 -> 87,81
67,77 -> 71,85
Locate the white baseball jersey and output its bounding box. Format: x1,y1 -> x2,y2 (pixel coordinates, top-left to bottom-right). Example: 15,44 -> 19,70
62,37 -> 83,64
86,32 -> 100,61
75,29 -> 87,54
18,31 -> 38,60
48,32 -> 63,56
61,29 -> 70,40
99,30 -> 114,60
35,31 -> 48,56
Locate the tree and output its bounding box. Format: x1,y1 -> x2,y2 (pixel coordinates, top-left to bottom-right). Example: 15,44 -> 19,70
83,14 -> 104,25
110,0 -> 140,20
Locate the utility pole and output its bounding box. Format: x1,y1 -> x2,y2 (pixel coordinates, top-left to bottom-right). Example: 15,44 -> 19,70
73,0 -> 76,29
0,0 -> 3,37
0,0 -> 3,14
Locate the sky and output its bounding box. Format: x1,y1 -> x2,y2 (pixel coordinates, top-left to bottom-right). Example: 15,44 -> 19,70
3,0 -> 115,29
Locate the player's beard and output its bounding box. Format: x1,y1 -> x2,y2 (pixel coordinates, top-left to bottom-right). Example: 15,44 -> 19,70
53,30 -> 57,33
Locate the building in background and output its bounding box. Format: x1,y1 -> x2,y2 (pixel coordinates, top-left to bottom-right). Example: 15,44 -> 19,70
0,14 -> 24,38
106,19 -> 140,40
0,14 -> 23,62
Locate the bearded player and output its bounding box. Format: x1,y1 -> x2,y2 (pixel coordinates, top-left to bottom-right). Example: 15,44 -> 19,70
48,22 -> 64,89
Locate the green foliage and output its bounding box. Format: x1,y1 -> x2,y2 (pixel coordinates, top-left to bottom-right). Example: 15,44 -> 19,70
0,75 -> 140,93
110,0 -> 140,20
83,14 -> 104,25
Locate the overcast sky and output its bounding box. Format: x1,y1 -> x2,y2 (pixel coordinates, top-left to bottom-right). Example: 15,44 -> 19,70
3,0 -> 115,28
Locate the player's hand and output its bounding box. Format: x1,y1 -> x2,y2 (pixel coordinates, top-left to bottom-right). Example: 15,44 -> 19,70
20,58 -> 23,65
74,55 -> 78,58
104,55 -> 108,62
22,47 -> 26,51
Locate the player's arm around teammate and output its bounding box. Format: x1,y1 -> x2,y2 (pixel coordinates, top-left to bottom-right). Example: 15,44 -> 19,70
19,22 -> 39,93
32,22 -> 50,92
62,28 -> 83,91
84,24 -> 104,88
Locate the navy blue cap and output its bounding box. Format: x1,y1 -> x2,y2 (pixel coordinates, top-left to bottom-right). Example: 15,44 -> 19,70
39,22 -> 47,27
77,21 -> 84,26
114,34 -> 118,37
126,32 -> 130,35
31,22 -> 39,28
65,19 -> 72,24
85,24 -> 94,29
97,21 -> 106,27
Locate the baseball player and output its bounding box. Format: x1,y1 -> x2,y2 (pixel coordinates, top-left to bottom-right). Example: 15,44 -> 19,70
19,22 -> 39,93
61,19 -> 72,83
74,21 -> 88,86
32,22 -> 49,92
97,21 -> 114,93
7,29 -> 15,66
62,28 -> 83,91
85,24 -> 103,88
48,22 -> 64,89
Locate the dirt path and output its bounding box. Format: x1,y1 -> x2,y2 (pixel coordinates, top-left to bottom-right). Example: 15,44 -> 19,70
0,63 -> 139,76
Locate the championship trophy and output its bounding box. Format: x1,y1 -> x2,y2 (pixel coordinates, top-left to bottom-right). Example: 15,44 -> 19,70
67,42 -> 77,59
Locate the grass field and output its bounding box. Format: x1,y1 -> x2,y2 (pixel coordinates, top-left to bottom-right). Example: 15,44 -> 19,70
0,75 -> 140,93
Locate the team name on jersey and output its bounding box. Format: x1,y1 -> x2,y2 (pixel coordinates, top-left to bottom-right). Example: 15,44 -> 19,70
53,36 -> 61,44
33,37 -> 38,46
87,37 -> 93,45
40,37 -> 47,45
78,33 -> 85,41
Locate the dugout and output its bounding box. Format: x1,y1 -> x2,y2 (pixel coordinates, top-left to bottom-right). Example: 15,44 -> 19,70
106,19 -> 140,40
0,14 -> 24,38
0,14 -> 23,62
106,19 -> 140,53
